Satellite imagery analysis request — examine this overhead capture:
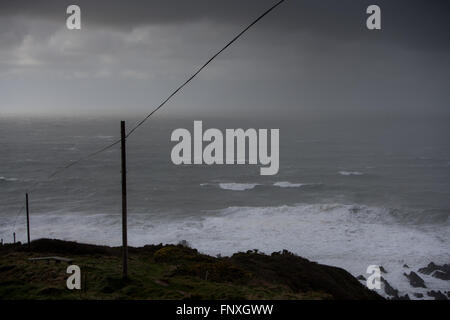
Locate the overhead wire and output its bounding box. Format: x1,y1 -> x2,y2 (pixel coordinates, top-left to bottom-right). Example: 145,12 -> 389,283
9,0 -> 287,235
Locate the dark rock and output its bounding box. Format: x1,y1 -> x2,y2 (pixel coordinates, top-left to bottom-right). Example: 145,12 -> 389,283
379,266 -> 387,273
357,275 -> 366,281
419,262 -> 437,275
403,264 -> 409,268
404,271 -> 426,288
381,277 -> 398,298
427,290 -> 448,300
432,270 -> 450,280
178,240 -> 191,248
418,262 -> 450,279
413,293 -> 423,298
380,277 -> 409,300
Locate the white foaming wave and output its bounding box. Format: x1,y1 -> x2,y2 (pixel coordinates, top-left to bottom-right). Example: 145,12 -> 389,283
3,204 -> 448,299
202,182 -> 319,190
135,204 -> 448,299
273,181 -> 307,188
0,176 -> 18,182
339,171 -> 364,176
218,183 -> 259,191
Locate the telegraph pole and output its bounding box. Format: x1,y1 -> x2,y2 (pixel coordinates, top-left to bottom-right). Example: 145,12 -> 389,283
26,193 -> 30,250
120,121 -> 128,279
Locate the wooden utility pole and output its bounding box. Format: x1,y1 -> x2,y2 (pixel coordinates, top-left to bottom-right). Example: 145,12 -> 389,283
120,121 -> 128,279
26,193 -> 30,250
13,232 -> 16,244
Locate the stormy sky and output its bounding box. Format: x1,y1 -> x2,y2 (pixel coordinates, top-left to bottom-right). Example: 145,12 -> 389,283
0,0 -> 449,119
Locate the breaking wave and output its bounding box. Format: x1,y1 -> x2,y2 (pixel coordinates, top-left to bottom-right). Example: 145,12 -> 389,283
218,183 -> 259,191
200,182 -> 260,191
5,203 -> 448,299
339,171 -> 364,176
272,181 -> 320,188
201,181 -> 321,190
0,176 -> 18,182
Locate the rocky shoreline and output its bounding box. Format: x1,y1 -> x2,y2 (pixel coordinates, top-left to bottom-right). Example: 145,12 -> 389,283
356,262 -> 450,300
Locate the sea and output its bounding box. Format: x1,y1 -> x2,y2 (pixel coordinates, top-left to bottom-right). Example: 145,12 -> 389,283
0,115 -> 449,299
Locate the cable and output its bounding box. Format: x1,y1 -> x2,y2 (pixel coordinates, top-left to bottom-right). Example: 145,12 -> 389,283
9,0 -> 287,233
126,0 -> 286,138
56,0 -> 286,178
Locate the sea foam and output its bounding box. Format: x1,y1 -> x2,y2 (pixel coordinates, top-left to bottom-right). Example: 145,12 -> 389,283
339,171 -> 364,176
5,203 -> 448,299
218,183 -> 259,191
0,176 -> 18,182
272,181 -> 318,188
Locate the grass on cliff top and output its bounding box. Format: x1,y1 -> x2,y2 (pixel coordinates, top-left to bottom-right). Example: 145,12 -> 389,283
0,239 -> 381,300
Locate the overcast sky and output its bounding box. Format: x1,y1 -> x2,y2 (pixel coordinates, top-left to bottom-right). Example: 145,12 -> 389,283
0,0 -> 449,119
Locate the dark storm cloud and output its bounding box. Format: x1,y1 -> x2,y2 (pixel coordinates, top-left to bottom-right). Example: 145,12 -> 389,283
0,0 -> 449,118
1,0 -> 449,50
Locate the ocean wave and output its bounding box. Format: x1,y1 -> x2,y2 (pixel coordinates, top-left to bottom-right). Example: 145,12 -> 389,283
5,204 -> 447,299
218,183 -> 259,191
202,181 -> 320,190
0,176 -> 18,182
200,182 -> 260,191
339,171 -> 364,176
273,181 -> 305,188
273,181 -> 322,188
173,204 -> 449,299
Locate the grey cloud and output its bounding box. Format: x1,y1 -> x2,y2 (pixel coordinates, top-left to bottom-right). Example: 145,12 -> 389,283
0,0 -> 449,119
1,1 -> 449,51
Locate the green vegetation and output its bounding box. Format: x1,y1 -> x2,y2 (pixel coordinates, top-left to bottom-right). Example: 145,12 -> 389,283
0,239 -> 381,300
